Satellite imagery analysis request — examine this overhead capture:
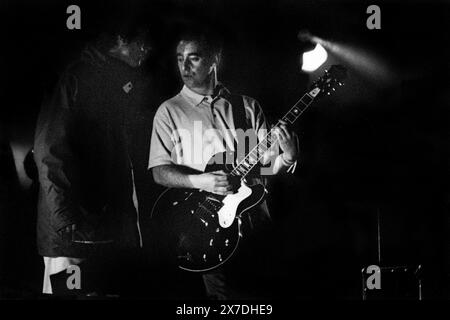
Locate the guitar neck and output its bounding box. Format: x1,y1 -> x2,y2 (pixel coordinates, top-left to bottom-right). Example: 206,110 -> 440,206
231,87 -> 321,178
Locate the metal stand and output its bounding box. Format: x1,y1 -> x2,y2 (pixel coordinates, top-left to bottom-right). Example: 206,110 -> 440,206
362,208 -> 423,300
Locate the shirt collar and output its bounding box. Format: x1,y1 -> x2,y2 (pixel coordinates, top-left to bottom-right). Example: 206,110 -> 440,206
181,84 -> 231,107
181,85 -> 206,106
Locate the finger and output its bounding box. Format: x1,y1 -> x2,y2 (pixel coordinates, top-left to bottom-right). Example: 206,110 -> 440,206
220,185 -> 236,192
215,175 -> 230,183
213,187 -> 233,195
275,128 -> 286,141
272,127 -> 281,139
215,180 -> 231,187
279,124 -> 291,139
212,191 -> 228,196
212,170 -> 228,176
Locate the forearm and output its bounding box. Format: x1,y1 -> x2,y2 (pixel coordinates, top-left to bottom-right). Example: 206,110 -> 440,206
152,164 -> 203,189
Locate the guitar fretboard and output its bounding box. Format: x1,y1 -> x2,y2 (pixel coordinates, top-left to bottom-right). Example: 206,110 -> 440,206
231,89 -> 319,178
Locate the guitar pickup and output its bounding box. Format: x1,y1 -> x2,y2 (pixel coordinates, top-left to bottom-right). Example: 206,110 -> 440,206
198,203 -> 213,215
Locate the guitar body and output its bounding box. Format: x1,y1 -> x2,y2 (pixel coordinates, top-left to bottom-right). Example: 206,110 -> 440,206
151,151 -> 267,272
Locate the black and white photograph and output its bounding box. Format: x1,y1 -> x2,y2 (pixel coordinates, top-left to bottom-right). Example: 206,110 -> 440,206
1,0 -> 450,310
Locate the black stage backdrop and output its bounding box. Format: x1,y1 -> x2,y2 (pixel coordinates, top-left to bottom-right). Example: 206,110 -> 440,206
1,0 -> 450,299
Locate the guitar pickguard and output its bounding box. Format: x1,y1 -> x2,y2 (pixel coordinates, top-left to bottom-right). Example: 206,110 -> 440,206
218,182 -> 253,228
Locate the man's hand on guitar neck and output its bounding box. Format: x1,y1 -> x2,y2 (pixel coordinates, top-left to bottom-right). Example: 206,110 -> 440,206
189,170 -> 240,196
273,120 -> 299,163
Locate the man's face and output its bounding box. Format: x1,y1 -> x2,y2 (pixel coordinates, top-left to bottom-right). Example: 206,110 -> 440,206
176,40 -> 216,92
126,34 -> 151,67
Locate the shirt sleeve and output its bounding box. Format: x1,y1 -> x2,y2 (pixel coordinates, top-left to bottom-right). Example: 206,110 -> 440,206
148,105 -> 176,169
34,72 -> 81,232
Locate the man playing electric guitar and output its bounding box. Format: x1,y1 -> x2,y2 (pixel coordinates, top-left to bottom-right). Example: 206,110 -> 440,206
148,26 -> 299,299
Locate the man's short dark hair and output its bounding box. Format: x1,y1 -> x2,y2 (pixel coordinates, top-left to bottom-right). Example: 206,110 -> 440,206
88,2 -> 158,49
177,25 -> 223,56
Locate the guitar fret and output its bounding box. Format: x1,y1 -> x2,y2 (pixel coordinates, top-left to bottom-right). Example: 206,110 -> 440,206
288,107 -> 302,118
241,161 -> 251,169
300,94 -> 313,105
236,165 -> 248,174
291,106 -> 301,114
241,167 -> 249,175
257,146 -> 267,156
235,166 -> 246,176
249,150 -> 259,157
284,113 -> 297,124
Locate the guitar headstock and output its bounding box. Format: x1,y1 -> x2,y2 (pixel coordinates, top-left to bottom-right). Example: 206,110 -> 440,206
309,64 -> 347,98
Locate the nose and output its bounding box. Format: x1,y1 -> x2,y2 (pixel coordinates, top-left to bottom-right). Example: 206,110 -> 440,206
182,59 -> 191,72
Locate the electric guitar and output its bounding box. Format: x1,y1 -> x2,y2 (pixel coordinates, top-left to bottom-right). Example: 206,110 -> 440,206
151,65 -> 347,272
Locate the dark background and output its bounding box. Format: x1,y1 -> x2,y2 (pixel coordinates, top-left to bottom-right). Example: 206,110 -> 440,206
1,0 -> 450,298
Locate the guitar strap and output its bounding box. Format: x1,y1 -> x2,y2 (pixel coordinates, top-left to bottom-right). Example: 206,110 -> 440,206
230,94 -> 249,132
229,94 -> 250,160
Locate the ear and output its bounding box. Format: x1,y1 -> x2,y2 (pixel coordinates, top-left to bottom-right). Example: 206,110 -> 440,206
209,53 -> 221,73
209,63 -> 216,74
214,52 -> 221,68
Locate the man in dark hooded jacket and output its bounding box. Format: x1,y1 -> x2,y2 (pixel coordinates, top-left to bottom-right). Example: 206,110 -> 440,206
34,24 -> 158,296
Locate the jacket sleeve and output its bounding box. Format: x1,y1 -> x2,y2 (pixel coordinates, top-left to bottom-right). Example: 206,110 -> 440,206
34,72 -> 82,232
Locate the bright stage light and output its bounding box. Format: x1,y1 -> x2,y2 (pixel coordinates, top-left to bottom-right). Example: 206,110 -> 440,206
301,43 -> 328,72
